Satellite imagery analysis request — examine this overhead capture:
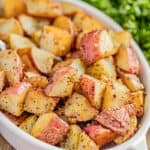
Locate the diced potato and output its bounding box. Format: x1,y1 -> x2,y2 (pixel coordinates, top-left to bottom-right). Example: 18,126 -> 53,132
64,93 -> 98,123
31,112 -> 69,145
84,125 -> 117,148
80,30 -> 114,65
75,32 -> 85,50
78,74 -> 106,109
0,70 -> 5,92
61,2 -> 80,16
78,130 -> 99,150
0,18 -> 23,42
31,30 -> 42,45
87,56 -> 116,80
0,50 -> 23,85
23,72 -> 48,88
73,12 -> 103,33
4,112 -> 29,126
95,107 -> 130,135
0,82 -> 31,116
67,51 -> 81,59
9,34 -> 36,52
30,47 -> 54,74
109,30 -> 131,49
19,115 -> 38,133
53,16 -> 75,35
25,0 -> 62,18
118,69 -> 144,92
2,0 -> 26,18
24,88 -> 57,115
116,44 -> 140,74
40,26 -> 73,56
60,124 -> 82,150
131,91 -> 144,117
102,80 -> 130,110
45,66 -> 77,97
114,116 -> 137,144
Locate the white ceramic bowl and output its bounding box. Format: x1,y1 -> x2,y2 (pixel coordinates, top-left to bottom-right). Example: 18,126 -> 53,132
0,0 -> 150,150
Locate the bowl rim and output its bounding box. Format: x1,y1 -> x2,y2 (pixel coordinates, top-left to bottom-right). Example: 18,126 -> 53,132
0,0 -> 150,150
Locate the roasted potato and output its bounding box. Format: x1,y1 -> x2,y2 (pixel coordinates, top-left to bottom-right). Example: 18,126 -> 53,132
60,124 -> 82,150
80,30 -> 114,65
23,72 -> 48,88
0,18 -> 23,42
31,112 -> 69,145
78,74 -> 106,109
2,0 -> 26,18
78,130 -> 99,150
0,50 -> 23,85
84,125 -> 117,148
118,69 -> 144,92
102,80 -> 130,110
24,88 -> 57,115
9,34 -> 36,51
53,16 -> 75,35
25,0 -> 62,18
116,44 -> 140,75
95,107 -> 130,135
61,2 -> 80,16
75,32 -> 85,50
73,12 -> 103,33
0,70 -> 5,92
131,91 -> 144,117
30,47 -> 54,74
87,56 -> 116,80
31,30 -> 42,45
64,93 -> 98,123
45,66 -> 77,97
114,116 -> 137,144
19,115 -> 38,133
0,82 -> 31,116
40,26 -> 73,56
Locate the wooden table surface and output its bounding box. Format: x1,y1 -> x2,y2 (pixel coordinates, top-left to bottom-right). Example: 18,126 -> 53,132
0,129 -> 150,150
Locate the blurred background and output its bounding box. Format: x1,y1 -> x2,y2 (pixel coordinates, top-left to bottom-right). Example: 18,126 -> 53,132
82,0 -> 150,64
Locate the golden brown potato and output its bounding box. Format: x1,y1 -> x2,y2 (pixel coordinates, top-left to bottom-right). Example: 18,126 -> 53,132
64,93 -> 98,123
0,70 -> 5,92
102,80 -> 130,110
53,16 -> 75,35
19,115 -> 38,133
30,47 -> 54,74
31,112 -> 69,145
75,32 -> 85,50
0,82 -> 31,116
114,116 -> 137,144
40,26 -> 73,56
78,74 -> 106,109
25,0 -> 62,18
31,30 -> 42,45
84,125 -> 117,148
2,0 -> 26,18
45,66 -> 77,97
73,12 -> 103,33
23,72 -> 48,88
9,34 -> 36,51
0,18 -> 23,42
60,124 -> 82,150
87,56 -> 116,80
61,2 -> 80,16
131,91 -> 144,117
116,44 -> 140,75
78,130 -> 99,150
0,50 -> 23,85
24,88 -> 57,115
118,69 -> 144,92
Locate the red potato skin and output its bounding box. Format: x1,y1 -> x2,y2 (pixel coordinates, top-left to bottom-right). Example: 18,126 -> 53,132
124,103 -> 136,116
95,107 -> 130,136
78,74 -> 95,105
44,66 -> 75,96
80,30 -> 101,65
84,125 -> 117,147
36,114 -> 69,145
